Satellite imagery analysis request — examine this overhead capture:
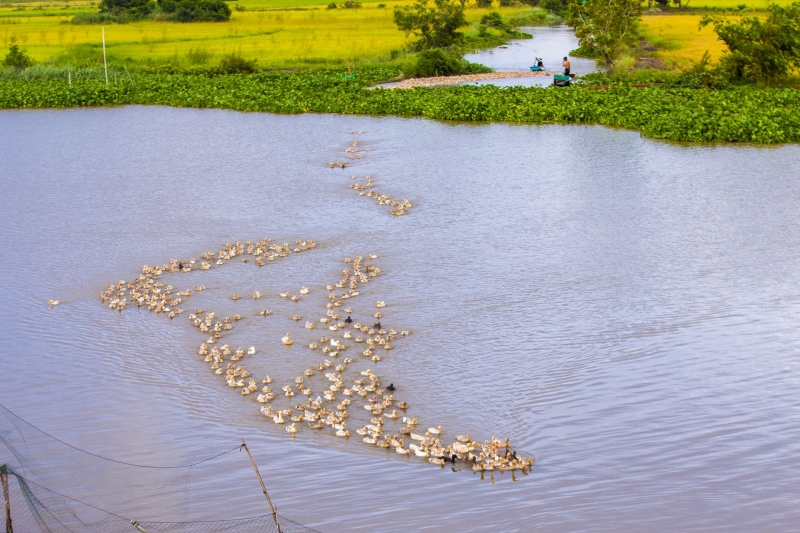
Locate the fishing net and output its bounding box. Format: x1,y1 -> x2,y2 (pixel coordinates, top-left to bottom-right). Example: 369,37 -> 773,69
0,404 -> 319,533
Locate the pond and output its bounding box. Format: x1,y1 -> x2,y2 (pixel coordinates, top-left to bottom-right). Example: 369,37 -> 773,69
1,106 -> 799,532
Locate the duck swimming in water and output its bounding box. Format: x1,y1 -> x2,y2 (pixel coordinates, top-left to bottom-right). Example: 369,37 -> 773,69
344,315 -> 352,324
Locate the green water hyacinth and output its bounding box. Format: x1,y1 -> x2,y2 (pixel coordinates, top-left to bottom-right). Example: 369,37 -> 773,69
1,69 -> 799,143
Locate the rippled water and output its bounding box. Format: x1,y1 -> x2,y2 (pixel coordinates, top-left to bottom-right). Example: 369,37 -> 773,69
1,106 -> 800,532
464,25 -> 597,87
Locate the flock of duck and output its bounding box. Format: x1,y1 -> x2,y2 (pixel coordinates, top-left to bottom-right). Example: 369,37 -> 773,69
331,136 -> 412,217
95,131 -> 533,476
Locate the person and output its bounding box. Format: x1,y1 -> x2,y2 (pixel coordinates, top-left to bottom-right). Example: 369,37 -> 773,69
563,56 -> 571,76
537,57 -> 544,68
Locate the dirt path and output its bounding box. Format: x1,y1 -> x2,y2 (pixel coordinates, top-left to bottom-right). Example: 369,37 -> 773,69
387,71 -> 559,89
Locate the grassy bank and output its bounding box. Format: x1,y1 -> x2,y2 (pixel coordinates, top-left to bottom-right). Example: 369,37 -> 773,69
1,68 -> 798,143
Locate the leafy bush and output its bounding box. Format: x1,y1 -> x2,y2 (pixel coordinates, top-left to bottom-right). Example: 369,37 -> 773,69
327,2 -> 337,8
70,11 -> 119,24
99,0 -> 154,18
158,0 -> 231,22
480,11 -> 506,29
187,46 -> 213,65
476,0 -> 493,6
377,3 -> 386,7
700,2 -> 800,84
218,53 -> 258,73
3,45 -> 33,69
343,0 -> 361,7
405,49 -> 462,76
403,49 -> 491,77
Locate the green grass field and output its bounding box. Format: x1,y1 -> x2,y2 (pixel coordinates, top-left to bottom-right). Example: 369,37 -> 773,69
0,0 -> 535,68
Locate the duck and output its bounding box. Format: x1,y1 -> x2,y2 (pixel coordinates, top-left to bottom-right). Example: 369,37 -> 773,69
253,291 -> 261,299
273,414 -> 284,424
344,315 -> 353,324
247,346 -> 256,355
386,383 -> 396,391
48,300 -> 60,308
428,426 -> 442,435
286,423 -> 298,434
258,309 -> 272,316
305,321 -> 315,329
232,293 -> 240,301
281,334 -> 293,346
300,286 -> 309,295
336,429 -> 350,437
376,301 -> 385,308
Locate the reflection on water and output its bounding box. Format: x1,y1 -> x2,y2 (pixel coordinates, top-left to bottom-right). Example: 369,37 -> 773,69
1,106 -> 800,532
464,25 -> 598,87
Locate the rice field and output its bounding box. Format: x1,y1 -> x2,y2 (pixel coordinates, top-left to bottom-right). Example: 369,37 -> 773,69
0,0 -> 531,68
639,14 -> 726,67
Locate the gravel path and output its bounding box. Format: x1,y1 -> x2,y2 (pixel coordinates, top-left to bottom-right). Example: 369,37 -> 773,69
388,71 -> 559,89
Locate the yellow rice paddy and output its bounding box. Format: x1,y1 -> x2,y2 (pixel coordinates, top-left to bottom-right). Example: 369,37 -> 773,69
0,0 -> 528,68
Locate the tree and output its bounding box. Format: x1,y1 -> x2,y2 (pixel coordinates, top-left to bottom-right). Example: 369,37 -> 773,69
393,0 -> 467,50
99,0 -> 154,18
3,45 -> 33,69
566,0 -> 641,72
700,2 -> 800,84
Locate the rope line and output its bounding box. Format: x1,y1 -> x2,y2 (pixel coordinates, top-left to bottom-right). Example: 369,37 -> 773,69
0,402 -> 244,469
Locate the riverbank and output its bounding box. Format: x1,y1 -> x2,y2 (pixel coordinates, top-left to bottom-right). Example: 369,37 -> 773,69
388,71 -> 559,89
1,69 -> 798,143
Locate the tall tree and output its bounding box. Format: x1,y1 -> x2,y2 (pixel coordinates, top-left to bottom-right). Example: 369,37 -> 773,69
566,0 -> 642,72
394,0 -> 467,50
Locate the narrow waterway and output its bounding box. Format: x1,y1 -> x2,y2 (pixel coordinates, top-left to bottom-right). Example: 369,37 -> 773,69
464,24 -> 597,86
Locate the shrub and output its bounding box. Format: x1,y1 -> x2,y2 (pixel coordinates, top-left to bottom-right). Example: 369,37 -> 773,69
377,2 -> 386,6
476,0 -> 493,7
343,0 -> 361,7
480,11 -> 506,29
327,2 -> 337,8
404,48 -> 462,77
158,0 -> 231,21
700,2 -> 800,84
187,46 -> 213,64
70,11 -> 119,23
99,0 -> 154,18
218,53 -> 258,73
498,0 -> 521,6
3,45 -> 33,69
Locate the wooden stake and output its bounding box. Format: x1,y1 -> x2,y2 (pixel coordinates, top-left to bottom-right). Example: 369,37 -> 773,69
102,26 -> 108,86
1,464 -> 12,533
241,439 -> 281,533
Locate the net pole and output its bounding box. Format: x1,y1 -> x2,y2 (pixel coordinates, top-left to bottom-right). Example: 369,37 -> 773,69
1,465 -> 12,533
241,439 -> 282,533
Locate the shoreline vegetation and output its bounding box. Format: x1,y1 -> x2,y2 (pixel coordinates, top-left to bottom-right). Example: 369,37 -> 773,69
1,68 -> 798,143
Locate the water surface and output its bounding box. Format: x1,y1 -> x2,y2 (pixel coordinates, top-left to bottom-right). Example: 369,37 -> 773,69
1,107 -> 799,532
464,25 -> 597,87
